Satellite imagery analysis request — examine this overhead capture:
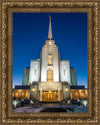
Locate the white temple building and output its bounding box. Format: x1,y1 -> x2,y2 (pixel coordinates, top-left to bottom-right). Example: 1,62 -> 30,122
22,16 -> 77,102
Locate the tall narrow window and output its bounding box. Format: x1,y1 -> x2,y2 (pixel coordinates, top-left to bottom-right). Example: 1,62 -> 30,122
28,71 -> 30,77
64,70 -> 65,76
48,55 -> 52,65
47,70 -> 53,82
49,46 -> 51,55
27,71 -> 30,85
34,69 -> 37,75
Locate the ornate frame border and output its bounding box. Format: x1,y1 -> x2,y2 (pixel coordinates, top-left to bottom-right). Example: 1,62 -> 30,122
0,1 -> 99,124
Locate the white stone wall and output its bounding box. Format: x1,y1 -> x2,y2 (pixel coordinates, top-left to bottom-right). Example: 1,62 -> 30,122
60,60 -> 71,85
52,47 -> 59,82
41,45 -> 60,82
41,47 -> 48,82
62,84 -> 70,100
38,82 -> 62,91
29,60 -> 40,84
30,84 -> 38,100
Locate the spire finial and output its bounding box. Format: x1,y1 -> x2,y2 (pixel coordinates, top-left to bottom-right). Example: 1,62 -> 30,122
48,15 -> 53,39
49,15 -> 51,20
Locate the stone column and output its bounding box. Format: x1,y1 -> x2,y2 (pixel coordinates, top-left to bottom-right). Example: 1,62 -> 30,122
58,87 -> 60,101
40,87 -> 43,101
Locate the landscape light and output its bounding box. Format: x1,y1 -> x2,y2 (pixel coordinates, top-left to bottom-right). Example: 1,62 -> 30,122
32,88 -> 35,92
14,100 -> 17,107
65,88 -> 69,91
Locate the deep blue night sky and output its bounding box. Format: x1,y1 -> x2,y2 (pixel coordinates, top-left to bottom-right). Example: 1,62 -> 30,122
13,13 -> 87,88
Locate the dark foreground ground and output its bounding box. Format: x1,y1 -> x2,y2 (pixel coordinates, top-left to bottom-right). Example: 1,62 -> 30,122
13,103 -> 87,113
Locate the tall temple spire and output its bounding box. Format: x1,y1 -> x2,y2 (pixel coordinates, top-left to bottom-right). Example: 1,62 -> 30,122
48,15 -> 53,39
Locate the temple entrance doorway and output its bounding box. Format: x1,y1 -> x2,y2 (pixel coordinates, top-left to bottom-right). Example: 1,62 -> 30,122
43,90 -> 58,102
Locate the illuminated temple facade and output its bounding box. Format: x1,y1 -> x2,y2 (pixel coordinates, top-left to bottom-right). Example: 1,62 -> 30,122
13,17 -> 87,103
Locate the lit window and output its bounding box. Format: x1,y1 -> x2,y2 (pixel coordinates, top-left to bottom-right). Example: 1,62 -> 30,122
49,46 -> 51,55
47,70 -> 53,82
48,55 -> 52,65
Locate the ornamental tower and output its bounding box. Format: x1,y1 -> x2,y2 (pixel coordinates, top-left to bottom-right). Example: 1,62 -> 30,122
40,16 -> 60,82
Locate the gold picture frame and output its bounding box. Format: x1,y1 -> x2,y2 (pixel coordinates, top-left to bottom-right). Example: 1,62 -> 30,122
0,0 -> 99,124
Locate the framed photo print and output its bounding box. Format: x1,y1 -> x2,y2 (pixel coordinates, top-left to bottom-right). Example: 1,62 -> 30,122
0,0 -> 99,125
